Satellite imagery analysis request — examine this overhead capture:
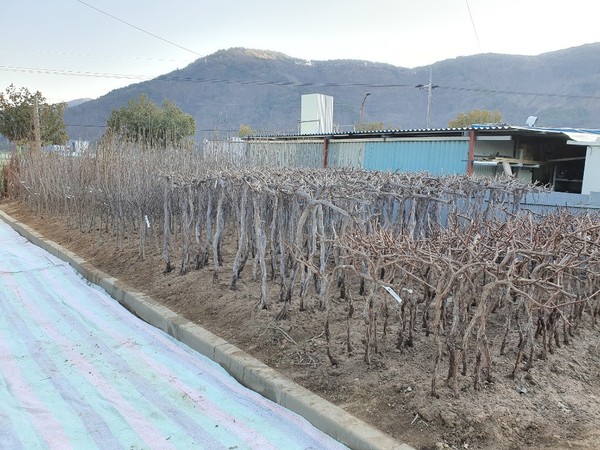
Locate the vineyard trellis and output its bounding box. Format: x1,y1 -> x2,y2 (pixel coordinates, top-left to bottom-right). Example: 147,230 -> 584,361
6,140 -> 600,397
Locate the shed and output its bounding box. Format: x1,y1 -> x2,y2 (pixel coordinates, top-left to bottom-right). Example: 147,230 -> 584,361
245,125 -> 600,194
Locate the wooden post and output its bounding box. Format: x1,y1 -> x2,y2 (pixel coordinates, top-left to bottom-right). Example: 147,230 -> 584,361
33,97 -> 41,151
322,137 -> 329,168
467,130 -> 476,175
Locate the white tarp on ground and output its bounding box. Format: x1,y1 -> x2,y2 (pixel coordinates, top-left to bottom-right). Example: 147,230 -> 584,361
0,220 -> 347,450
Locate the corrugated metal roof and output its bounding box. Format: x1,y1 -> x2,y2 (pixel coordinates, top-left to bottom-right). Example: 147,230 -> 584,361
510,126 -> 600,142
512,126 -> 600,135
249,124 -> 600,141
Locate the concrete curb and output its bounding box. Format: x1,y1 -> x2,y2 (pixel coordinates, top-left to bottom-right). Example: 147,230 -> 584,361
0,209 -> 415,450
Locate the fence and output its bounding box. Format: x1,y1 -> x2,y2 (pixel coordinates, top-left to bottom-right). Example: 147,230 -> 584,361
0,152 -> 11,164
200,140 -> 600,215
521,191 -> 600,215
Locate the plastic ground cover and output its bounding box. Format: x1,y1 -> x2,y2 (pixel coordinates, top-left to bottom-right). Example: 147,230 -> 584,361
0,220 -> 347,450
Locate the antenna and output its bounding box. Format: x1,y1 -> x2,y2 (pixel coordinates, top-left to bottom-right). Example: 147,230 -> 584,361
526,116 -> 538,127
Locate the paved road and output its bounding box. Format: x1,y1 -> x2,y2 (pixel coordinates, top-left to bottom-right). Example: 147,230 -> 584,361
0,220 -> 347,450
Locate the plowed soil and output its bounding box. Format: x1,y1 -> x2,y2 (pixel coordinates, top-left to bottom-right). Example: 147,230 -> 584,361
2,201 -> 599,450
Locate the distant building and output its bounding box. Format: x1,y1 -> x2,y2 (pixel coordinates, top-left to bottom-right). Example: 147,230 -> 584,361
69,139 -> 90,155
42,139 -> 91,157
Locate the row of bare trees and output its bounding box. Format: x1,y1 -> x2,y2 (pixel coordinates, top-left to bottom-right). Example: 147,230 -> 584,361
7,142 -> 599,396
341,213 -> 600,396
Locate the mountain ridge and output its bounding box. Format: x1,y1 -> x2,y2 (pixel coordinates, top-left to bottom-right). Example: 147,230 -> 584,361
64,43 -> 600,140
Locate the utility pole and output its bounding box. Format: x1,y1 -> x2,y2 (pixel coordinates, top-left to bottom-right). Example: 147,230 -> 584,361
359,92 -> 371,125
415,69 -> 438,128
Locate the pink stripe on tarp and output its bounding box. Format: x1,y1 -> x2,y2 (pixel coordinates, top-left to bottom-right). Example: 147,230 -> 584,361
28,267 -> 279,449
0,219 -> 348,450
1,277 -> 136,449
8,269 -> 179,449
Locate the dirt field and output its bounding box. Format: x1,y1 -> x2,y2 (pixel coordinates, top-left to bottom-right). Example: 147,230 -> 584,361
2,201 -> 599,450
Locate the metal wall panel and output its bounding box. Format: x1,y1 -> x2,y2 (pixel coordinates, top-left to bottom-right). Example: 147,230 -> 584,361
363,140 -> 469,175
582,145 -> 600,194
202,140 -> 246,166
247,141 -> 323,168
327,141 -> 364,168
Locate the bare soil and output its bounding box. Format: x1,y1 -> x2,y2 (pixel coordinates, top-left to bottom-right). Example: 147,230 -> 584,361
3,201 -> 599,450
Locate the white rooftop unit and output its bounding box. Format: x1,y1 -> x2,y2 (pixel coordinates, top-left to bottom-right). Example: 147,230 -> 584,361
300,93 -> 333,134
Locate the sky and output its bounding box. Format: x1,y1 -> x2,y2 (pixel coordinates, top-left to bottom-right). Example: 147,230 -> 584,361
2,0 -> 599,104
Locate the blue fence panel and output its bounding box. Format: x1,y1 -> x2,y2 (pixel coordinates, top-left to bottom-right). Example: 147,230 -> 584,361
521,191 -> 600,215
363,140 -> 469,175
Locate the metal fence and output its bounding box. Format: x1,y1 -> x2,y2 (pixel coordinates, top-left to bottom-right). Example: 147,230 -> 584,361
201,140 -> 600,215
201,140 -> 324,168
521,191 -> 600,215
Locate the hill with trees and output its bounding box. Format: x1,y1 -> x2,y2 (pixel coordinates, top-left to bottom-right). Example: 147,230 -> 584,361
64,43 -> 600,140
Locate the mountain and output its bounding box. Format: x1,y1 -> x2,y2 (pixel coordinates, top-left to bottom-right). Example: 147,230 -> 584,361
64,44 -> 600,140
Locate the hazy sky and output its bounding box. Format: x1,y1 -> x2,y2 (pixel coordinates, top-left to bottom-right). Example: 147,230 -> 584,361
2,0 -> 599,103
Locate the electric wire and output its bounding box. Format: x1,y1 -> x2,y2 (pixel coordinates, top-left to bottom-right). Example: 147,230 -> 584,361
75,0 -> 302,95
3,63 -> 599,101
0,65 -> 150,81
0,47 -> 189,63
464,0 -> 495,90
75,0 -> 201,58
8,1 -> 597,129
8,0 -> 589,123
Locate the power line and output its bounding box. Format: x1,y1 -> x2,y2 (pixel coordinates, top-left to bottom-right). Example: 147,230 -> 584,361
442,85 -> 600,101
0,47 -> 189,63
66,123 -> 107,128
75,0 -> 302,95
60,1 -> 592,119
64,123 -> 245,134
464,0 -> 495,90
4,63 -> 599,101
76,0 -> 202,57
0,65 -> 150,81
